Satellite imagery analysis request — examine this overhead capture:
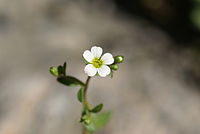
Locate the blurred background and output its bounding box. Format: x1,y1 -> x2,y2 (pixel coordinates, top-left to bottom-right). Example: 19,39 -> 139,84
0,0 -> 200,134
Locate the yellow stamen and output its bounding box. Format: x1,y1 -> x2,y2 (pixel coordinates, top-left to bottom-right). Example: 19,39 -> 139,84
92,58 -> 103,68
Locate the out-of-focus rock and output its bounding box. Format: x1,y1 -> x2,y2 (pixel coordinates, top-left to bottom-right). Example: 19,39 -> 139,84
0,0 -> 199,134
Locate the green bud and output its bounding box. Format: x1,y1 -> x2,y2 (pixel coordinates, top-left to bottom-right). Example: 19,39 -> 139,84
84,119 -> 91,125
82,115 -> 91,125
77,87 -> 83,102
49,67 -> 59,77
109,64 -> 119,71
114,55 -> 124,63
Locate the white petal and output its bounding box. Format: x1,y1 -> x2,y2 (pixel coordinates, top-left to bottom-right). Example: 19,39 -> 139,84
91,46 -> 103,58
97,65 -> 111,77
101,53 -> 114,65
83,50 -> 94,63
84,64 -> 97,76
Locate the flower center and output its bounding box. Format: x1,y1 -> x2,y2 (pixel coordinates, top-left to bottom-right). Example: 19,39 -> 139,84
92,58 -> 103,68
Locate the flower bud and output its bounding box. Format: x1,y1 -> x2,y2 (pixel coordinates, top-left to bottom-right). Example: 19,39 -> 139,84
114,55 -> 124,63
49,67 -> 59,77
109,64 -> 119,70
84,119 -> 91,125
81,115 -> 91,125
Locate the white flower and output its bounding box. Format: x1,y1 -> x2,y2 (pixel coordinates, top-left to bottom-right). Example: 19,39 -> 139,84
83,46 -> 114,77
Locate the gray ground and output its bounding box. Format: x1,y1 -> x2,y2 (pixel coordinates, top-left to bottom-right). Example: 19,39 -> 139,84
0,0 -> 200,134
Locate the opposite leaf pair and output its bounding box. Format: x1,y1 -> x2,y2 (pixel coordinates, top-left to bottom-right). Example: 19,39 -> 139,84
49,46 -> 124,134
49,62 -> 111,133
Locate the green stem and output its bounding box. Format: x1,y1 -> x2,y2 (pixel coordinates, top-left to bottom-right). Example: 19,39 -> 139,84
83,76 -> 91,108
83,127 -> 90,134
82,76 -> 91,134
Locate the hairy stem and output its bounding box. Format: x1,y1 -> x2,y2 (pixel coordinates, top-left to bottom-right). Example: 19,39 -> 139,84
83,76 -> 91,108
82,76 -> 91,134
83,127 -> 90,134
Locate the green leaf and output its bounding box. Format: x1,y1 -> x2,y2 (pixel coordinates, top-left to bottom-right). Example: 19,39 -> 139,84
63,62 -> 67,75
57,65 -> 63,75
90,103 -> 103,113
49,67 -> 59,77
57,76 -> 85,86
57,62 -> 67,76
77,87 -> 83,102
92,112 -> 111,130
84,112 -> 111,133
